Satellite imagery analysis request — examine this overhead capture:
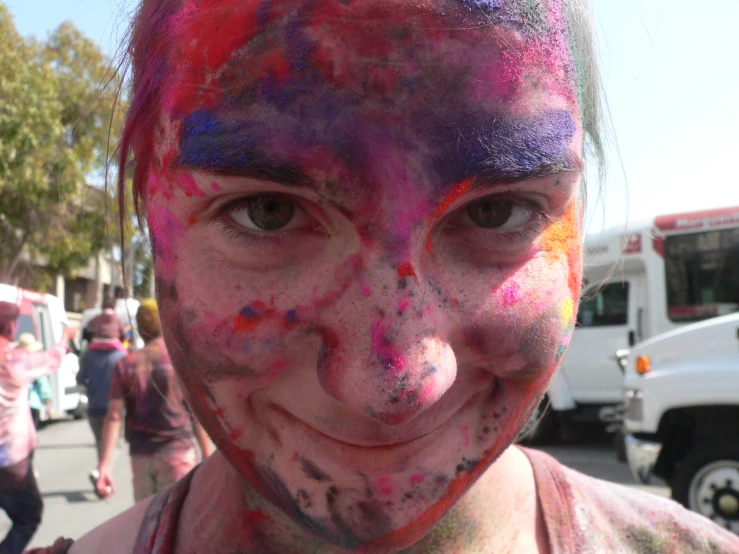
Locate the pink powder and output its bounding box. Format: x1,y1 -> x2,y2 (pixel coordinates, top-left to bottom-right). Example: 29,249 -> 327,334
410,473 -> 426,485
374,476 -> 395,496
459,424 -> 471,447
397,298 -> 409,314
178,172 -> 206,198
210,182 -> 220,191
501,282 -> 521,307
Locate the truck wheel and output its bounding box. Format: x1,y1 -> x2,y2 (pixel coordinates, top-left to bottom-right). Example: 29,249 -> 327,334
672,445 -> 739,533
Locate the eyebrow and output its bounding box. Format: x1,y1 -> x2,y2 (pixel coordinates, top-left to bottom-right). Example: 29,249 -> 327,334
430,109 -> 582,191
178,108 -> 582,192
178,109 -> 313,187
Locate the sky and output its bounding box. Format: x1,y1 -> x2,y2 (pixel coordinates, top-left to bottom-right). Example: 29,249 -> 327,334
4,0 -> 739,236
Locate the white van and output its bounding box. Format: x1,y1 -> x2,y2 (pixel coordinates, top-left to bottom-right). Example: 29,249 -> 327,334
0,283 -> 85,421
539,206 -> 739,440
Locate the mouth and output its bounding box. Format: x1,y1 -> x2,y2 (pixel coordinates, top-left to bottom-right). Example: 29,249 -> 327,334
258,383 -> 500,474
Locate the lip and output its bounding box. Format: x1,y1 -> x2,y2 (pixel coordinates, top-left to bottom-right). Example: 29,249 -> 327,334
259,385 -> 497,474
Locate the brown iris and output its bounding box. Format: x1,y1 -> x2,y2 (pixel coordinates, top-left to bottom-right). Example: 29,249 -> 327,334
245,195 -> 296,230
466,198 -> 514,228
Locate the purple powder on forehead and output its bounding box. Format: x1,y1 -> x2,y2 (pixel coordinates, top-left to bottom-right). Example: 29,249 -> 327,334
458,0 -> 504,11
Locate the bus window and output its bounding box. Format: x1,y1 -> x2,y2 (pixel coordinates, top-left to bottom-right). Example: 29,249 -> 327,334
577,282 -> 629,327
15,314 -> 36,340
665,229 -> 739,322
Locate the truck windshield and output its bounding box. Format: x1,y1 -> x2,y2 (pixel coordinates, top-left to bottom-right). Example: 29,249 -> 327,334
665,228 -> 739,322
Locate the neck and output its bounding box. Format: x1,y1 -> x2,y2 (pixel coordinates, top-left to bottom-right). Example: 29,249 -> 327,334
176,447 -> 547,553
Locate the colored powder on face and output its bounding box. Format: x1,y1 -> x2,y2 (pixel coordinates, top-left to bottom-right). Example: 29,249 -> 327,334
374,476 -> 395,496
148,205 -> 184,278
371,321 -> 406,375
397,263 -> 417,281
559,297 -> 574,327
501,281 -> 521,308
409,473 -> 426,485
459,424 -> 471,447
148,171 -> 173,200
210,182 -> 220,191
233,302 -> 277,332
168,0 -> 262,114
245,509 -> 274,527
430,110 -> 578,189
425,178 -> 473,254
397,298 -> 409,315
458,0 -> 504,12
178,172 -> 205,197
284,309 -> 298,328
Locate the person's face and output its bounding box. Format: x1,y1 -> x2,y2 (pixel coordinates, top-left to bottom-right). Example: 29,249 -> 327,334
148,0 -> 583,549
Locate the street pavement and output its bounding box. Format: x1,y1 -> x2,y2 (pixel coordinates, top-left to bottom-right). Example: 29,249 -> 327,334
8,418 -> 669,550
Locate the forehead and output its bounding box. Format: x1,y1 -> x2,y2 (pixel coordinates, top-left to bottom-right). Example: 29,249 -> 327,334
163,0 -> 578,113
152,0 -> 581,195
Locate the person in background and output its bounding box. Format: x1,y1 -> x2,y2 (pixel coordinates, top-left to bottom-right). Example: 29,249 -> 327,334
77,326 -> 128,496
28,377 -> 53,431
14,334 -> 54,431
95,300 -> 212,503
0,302 -> 75,554
81,296 -> 126,347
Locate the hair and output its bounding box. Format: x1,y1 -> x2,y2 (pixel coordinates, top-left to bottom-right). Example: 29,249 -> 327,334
136,298 -> 162,341
0,302 -> 20,338
102,295 -> 117,310
115,0 -> 606,221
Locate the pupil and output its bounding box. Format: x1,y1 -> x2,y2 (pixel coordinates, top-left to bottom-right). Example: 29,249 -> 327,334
467,199 -> 513,228
247,196 -> 295,230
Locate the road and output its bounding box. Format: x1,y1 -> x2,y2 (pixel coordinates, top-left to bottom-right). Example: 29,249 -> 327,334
5,419 -> 669,550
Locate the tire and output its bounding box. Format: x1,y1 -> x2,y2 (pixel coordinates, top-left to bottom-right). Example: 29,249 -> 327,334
672,443 -> 739,534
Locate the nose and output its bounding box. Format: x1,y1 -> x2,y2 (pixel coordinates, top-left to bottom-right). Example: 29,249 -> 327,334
317,266 -> 458,426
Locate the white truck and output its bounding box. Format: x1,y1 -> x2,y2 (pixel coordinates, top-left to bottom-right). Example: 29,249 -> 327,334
535,206 -> 739,441
623,312 -> 739,534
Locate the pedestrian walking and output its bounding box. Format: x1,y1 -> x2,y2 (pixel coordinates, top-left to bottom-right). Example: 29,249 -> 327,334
76,319 -> 127,494
95,300 -> 211,503
0,302 -> 75,554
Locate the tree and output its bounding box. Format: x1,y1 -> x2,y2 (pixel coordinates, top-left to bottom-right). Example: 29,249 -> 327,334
0,5 -> 124,285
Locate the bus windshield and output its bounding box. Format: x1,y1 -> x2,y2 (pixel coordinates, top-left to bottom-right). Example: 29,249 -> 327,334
665,228 -> 739,322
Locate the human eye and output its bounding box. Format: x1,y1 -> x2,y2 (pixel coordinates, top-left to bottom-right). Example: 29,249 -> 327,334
448,195 -> 548,242
223,194 -> 310,234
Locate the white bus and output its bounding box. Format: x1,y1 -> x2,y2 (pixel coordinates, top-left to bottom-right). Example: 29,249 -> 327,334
541,206 -> 739,440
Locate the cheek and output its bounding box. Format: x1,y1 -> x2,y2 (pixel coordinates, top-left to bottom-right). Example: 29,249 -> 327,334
457,252 -> 578,379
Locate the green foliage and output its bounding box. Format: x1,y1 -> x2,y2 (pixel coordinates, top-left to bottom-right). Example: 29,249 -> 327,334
0,4 -> 130,284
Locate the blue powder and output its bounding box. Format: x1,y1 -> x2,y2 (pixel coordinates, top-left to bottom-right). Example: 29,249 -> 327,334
458,0 -> 504,12
285,309 -> 298,325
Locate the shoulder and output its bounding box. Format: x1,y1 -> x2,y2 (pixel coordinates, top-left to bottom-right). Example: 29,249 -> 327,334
524,447 -> 739,554
68,496 -> 154,554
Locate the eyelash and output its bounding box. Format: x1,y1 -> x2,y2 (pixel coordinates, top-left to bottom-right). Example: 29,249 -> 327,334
211,197 -> 307,247
445,196 -> 551,245
212,193 -> 551,247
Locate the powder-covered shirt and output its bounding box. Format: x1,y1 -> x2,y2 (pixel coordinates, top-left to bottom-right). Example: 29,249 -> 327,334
0,337 -> 65,467
524,447 -> 739,553
109,337 -> 195,456
77,347 -> 128,417
29,447 -> 739,553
